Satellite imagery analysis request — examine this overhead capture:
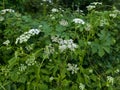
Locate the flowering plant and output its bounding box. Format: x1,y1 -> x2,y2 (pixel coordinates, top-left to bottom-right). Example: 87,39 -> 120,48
0,3 -> 120,89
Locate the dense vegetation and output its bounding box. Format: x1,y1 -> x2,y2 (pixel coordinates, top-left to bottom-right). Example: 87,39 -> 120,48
0,0 -> 120,90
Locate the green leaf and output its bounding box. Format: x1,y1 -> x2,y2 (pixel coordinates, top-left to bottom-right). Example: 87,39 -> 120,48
39,84 -> 48,90
8,57 -> 19,68
103,46 -> 110,53
10,72 -> 19,82
98,48 -> 105,57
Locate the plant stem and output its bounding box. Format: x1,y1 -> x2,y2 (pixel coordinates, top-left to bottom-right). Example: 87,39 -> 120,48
3,0 -> 5,9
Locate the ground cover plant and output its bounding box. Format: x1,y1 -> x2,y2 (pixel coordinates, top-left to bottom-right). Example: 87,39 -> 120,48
0,1 -> 120,90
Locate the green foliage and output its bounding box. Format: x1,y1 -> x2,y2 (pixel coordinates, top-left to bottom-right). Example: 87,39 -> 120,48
0,4 -> 120,90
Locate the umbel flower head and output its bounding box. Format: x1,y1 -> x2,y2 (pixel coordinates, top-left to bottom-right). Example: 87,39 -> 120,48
0,9 -> 15,14
67,63 -> 79,74
51,8 -> 59,13
79,83 -> 85,90
15,29 -> 40,44
107,76 -> 114,85
3,40 -> 10,46
59,19 -> 68,26
51,36 -> 78,52
73,18 -> 85,25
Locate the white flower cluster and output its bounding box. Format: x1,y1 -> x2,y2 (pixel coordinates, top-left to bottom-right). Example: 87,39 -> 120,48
79,83 -> 85,90
0,9 -> 15,14
44,44 -> 55,58
89,69 -> 93,73
51,8 -> 59,13
86,2 -> 102,11
50,14 -> 55,20
109,14 -> 117,18
67,63 -> 79,74
73,18 -> 85,24
51,36 -> 78,52
59,19 -> 68,26
86,5 -> 96,11
91,2 -> 102,5
49,76 -> 54,81
59,39 -> 78,52
107,76 -> 114,85
19,64 -> 27,72
0,16 -> 4,21
25,56 -> 36,66
15,29 -> 40,44
42,0 -> 52,3
109,9 -> 120,18
100,19 -> 109,26
3,40 -> 10,46
85,23 -> 91,31
114,69 -> 119,73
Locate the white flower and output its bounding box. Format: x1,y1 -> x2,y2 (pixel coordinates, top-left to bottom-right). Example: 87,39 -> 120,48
15,29 -> 40,44
91,2 -> 102,5
19,64 -> 27,72
114,69 -> 119,73
0,16 -> 4,21
59,19 -> 68,26
28,29 -> 40,35
87,2 -> 102,11
51,36 -> 59,42
85,23 -> 91,31
86,5 -> 96,11
67,63 -> 79,74
100,19 -> 108,26
59,45 -> 67,52
25,56 -> 36,66
109,13 -> 117,18
44,44 -> 55,58
49,77 -> 54,81
51,8 -> 59,13
107,76 -> 114,85
42,0 -> 47,1
48,0 -> 52,3
89,69 -> 93,73
3,40 -> 10,45
79,83 -> 85,90
87,41 -> 91,45
1,9 -> 15,14
51,36 -> 78,52
59,39 -> 78,52
73,18 -> 85,24
113,9 -> 120,14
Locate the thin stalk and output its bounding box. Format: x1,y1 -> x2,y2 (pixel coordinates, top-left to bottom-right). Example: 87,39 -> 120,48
3,0 -> 5,9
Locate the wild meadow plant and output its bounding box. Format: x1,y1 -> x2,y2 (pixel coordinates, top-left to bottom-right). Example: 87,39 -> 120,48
0,2 -> 120,90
